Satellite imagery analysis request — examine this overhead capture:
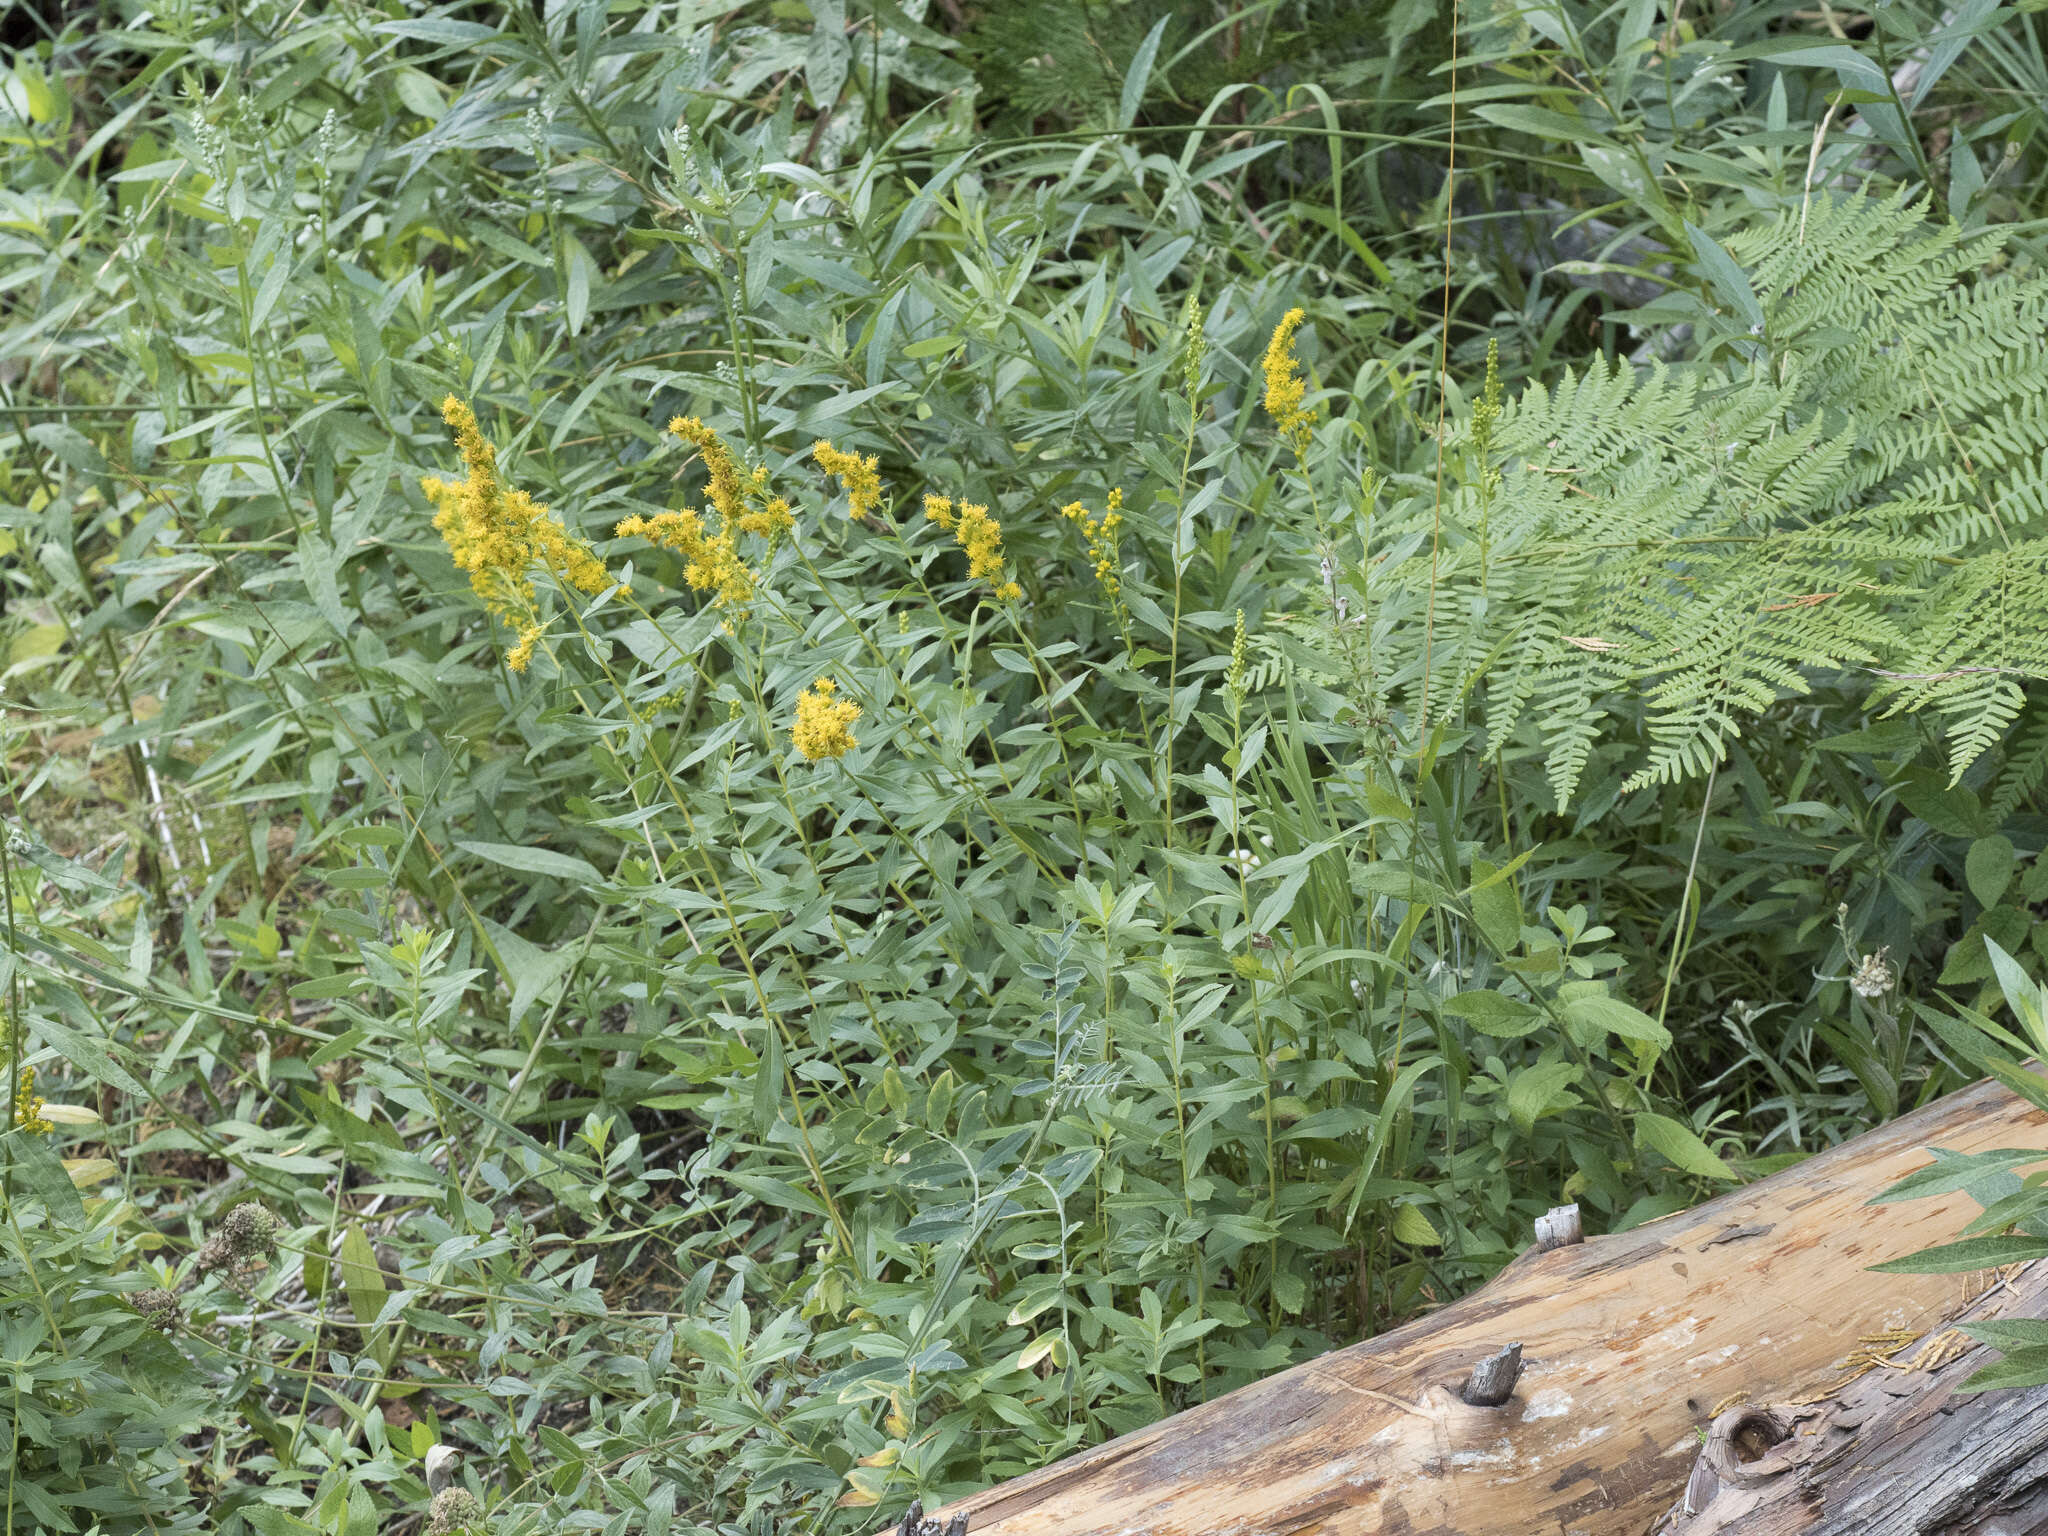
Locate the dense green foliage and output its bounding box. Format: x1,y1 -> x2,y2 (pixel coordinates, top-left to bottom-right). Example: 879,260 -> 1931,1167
4,0 -> 2048,1530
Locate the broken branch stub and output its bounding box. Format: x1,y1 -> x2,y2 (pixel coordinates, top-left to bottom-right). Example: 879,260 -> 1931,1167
1461,1343 -> 1525,1407
892,1501 -> 968,1536
1534,1203 -> 1582,1251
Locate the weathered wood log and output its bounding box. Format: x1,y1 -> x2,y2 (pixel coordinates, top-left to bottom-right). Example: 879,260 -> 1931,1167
918,1072 -> 2048,1536
1655,1258 -> 2048,1535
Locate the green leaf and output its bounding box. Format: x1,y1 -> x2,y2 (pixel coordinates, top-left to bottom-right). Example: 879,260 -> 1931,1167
1895,772 -> 1989,838
373,17 -> 501,42
297,1086 -> 402,1159
1391,1203 -> 1441,1247
393,67 -> 446,120
29,1012 -> 148,1098
1507,1061 -> 1582,1135
1956,1319 -> 2048,1354
1967,834 -> 2017,908
1684,221 -> 1764,329
1474,103 -> 1592,139
564,234 -> 596,338
346,1479 -> 377,1536
1869,1234 -> 2048,1274
456,840 -> 604,886
1816,721 -> 1919,756
482,917 -> 578,1025
1980,1054 -> 2048,1118
1357,864 -> 1453,907
337,1223 -> 389,1330
1984,936 -> 2048,1056
1871,1147 -> 2048,1205
1579,143 -> 1670,225
1635,1112 -> 1738,1181
1955,1348 -> 2048,1393
1441,989 -> 1546,1038
1118,16 -> 1170,131
0,1131 -> 87,1226
1565,993 -> 1672,1050
1468,856 -> 1525,955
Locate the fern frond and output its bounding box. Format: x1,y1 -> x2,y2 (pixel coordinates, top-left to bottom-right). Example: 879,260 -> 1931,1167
1361,193 -> 2048,801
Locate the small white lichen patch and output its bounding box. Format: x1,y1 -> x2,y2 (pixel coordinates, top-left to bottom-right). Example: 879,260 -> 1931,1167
1521,1387 -> 1573,1422
1649,1315 -> 1702,1352
1449,1437 -> 1516,1469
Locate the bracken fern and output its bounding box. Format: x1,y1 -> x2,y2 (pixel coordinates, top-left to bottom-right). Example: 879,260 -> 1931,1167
1360,192 -> 2048,804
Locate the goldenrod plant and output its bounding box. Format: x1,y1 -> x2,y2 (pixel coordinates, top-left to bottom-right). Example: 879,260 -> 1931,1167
422,397 -> 615,672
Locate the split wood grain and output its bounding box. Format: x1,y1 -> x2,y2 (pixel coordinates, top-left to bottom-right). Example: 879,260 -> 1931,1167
1656,1257 -> 2048,1534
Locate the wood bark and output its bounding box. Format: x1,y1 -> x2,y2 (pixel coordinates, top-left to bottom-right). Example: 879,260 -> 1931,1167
912,1072 -> 2048,1536
1654,1258 -> 2048,1535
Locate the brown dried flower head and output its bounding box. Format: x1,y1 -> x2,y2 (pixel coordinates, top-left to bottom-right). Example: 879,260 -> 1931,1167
427,1488 -> 486,1536
196,1201 -> 281,1275
130,1287 -> 182,1332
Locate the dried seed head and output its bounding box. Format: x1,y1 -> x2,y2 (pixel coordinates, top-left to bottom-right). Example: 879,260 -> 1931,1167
130,1287 -> 182,1332
196,1201 -> 281,1275
427,1487 -> 485,1536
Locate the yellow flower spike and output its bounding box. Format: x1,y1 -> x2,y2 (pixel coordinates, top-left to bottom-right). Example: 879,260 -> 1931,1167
423,396 -> 613,672
736,497 -> 794,541
668,416 -> 747,523
684,530 -> 752,607
812,439 -> 883,518
12,1066 -> 51,1135
1262,307 -> 1319,457
615,508 -> 755,610
1062,490 -> 1126,601
792,676 -> 861,761
926,492 -> 1019,597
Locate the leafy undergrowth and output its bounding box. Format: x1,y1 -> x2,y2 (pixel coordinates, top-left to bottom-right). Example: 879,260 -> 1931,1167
6,1 -> 2048,1533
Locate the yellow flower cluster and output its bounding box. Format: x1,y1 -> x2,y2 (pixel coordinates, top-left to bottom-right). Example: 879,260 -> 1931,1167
422,396 -> 614,672
739,495 -> 795,541
812,440 -> 883,518
670,416 -> 748,522
924,495 -> 1022,601
613,508 -> 752,608
1262,307 -> 1318,457
614,417 -> 796,624
12,1066 -> 50,1135
792,676 -> 860,761
1060,488 -> 1124,598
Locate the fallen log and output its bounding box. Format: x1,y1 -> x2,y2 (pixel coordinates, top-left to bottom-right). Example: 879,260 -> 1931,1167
911,1071 -> 2048,1536
1654,1259 -> 2048,1535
